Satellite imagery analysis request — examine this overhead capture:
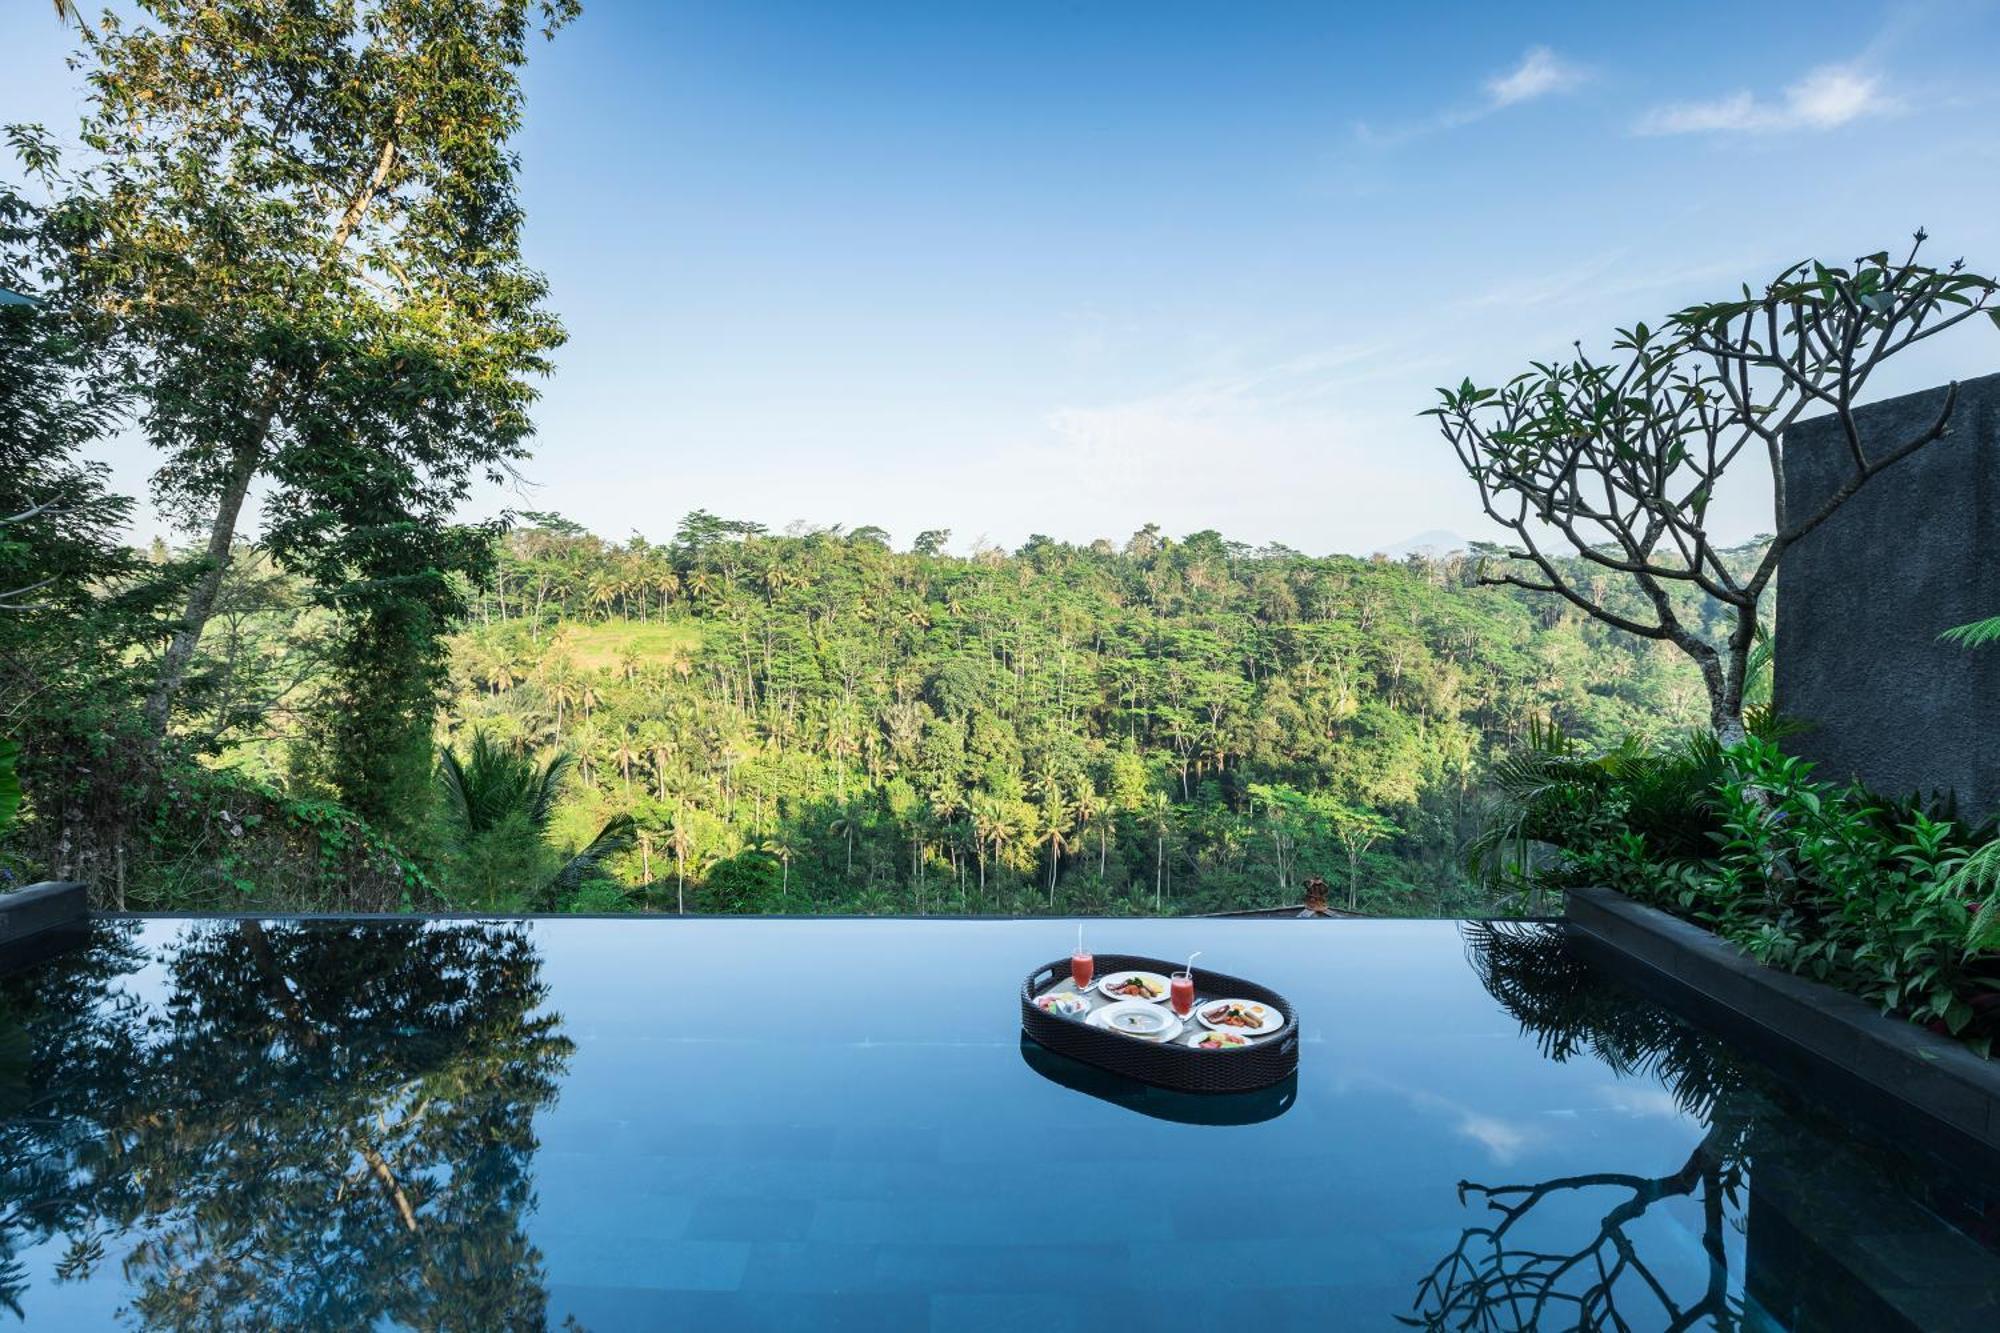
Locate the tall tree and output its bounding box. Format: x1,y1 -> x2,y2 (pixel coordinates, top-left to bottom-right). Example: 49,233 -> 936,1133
1429,235 -> 1997,743
49,0 -> 579,741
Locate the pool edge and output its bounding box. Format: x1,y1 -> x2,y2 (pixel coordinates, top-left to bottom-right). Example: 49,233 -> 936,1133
1567,885 -> 2000,1162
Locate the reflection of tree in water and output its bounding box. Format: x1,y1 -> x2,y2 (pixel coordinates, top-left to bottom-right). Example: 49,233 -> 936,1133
0,920 -> 574,1330
1402,923 -> 1751,1331
0,922 -> 151,1316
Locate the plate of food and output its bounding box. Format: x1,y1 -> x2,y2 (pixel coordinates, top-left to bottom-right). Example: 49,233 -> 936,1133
1033,990 -> 1091,1020
1186,1028 -> 1253,1051
1089,999 -> 1184,1043
1096,970 -> 1171,1003
1197,998 -> 1284,1037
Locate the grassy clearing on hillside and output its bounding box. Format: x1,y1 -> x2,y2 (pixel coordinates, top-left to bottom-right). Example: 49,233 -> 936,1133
549,620 -> 704,671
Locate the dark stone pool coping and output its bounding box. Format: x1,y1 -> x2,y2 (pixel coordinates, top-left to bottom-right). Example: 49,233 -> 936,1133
1568,886 -> 2000,1157
0,881 -> 90,974
0,881 -> 86,943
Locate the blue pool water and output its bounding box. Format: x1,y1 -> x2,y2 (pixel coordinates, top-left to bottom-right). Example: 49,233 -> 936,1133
0,916 -> 1995,1330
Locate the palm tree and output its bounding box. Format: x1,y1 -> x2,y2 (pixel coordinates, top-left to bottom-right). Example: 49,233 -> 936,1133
1071,787 -> 1107,877
1037,803 -> 1071,906
827,798 -> 865,878
1147,792 -> 1172,912
639,721 -> 677,799
435,732 -> 636,908
536,654 -> 582,740
969,801 -> 1001,902
664,803 -> 694,914
609,730 -> 640,796
568,716 -> 603,785
652,566 -> 680,617
756,829 -> 799,906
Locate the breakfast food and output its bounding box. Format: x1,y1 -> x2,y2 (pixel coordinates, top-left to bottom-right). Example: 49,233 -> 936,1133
1192,1031 -> 1250,1050
1202,1001 -> 1268,1030
1106,974 -> 1164,999
1035,992 -> 1089,1018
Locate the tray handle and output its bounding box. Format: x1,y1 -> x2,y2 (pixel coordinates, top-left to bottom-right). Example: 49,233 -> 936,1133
1032,967 -> 1056,989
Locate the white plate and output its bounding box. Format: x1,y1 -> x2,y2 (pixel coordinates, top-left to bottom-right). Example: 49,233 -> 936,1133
1033,990 -> 1091,1020
1184,1028 -> 1254,1051
1089,1000 -> 1184,1043
1196,998 -> 1285,1037
1095,970 -> 1172,1004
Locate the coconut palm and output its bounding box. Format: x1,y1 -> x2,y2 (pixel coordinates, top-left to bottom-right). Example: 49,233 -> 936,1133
1037,805 -> 1069,906
663,803 -> 694,914
609,730 -> 640,796
827,798 -> 865,878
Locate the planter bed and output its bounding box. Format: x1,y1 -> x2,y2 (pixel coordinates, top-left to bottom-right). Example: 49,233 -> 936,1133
1567,885 -> 2000,1162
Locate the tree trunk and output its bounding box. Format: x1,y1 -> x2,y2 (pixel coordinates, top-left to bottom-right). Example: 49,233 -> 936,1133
145,123 -> 404,739
142,431 -> 266,736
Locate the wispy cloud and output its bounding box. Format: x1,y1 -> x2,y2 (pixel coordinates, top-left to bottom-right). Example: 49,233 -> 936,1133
1357,45 -> 1588,146
1486,46 -> 1588,108
1635,64 -> 1898,135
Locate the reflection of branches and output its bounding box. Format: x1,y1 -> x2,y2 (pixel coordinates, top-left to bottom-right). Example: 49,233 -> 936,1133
0,921 -> 150,1317
1404,1126 -> 1742,1331
1462,921 -> 1740,1127
1400,924 -> 1754,1330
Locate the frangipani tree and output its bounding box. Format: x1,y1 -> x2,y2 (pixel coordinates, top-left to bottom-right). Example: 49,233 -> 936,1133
1429,233 -> 1997,743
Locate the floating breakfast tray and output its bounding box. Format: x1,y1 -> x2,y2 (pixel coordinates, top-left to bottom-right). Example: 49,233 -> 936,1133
1018,952 -> 1300,1094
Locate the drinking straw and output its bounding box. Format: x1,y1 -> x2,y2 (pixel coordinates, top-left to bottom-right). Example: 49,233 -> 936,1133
1077,923 -> 1084,955
1185,951 -> 1201,981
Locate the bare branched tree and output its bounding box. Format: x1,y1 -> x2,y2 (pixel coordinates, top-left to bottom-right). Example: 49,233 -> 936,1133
1429,232 -> 1997,743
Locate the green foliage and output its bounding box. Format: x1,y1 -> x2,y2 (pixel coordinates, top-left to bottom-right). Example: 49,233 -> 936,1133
432,730 -> 636,910
437,731 -> 572,841
1942,615 -> 2000,650
2,0 -> 578,907
701,850 -> 786,913
1482,729 -> 2000,1053
1431,234 -> 1998,740
20,0 -> 578,739
0,743 -> 18,842
425,514 -> 1723,916
127,766 -> 432,911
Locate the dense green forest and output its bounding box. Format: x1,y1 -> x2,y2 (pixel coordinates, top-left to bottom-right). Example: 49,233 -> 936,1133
135,514 -> 1728,916
0,0 -> 1798,922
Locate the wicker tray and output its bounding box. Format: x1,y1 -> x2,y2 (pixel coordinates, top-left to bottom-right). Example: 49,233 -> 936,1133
1019,952 -> 1300,1093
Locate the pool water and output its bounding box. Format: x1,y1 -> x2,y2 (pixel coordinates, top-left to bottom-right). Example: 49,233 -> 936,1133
0,917 -> 1995,1330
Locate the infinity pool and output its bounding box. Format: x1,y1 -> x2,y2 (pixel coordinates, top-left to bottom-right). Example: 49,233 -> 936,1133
1,917 -> 1995,1330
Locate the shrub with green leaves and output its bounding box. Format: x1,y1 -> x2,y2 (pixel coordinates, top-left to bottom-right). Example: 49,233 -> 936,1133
1477,730 -> 2000,1053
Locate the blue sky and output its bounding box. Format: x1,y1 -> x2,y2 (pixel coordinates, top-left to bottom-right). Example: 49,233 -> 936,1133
5,1 -> 1999,554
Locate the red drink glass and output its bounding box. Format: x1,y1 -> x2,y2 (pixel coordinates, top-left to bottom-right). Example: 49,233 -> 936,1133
1171,971 -> 1195,1017
1070,951 -> 1094,992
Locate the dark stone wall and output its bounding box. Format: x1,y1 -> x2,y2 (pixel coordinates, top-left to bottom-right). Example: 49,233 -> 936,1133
1776,371 -> 2000,821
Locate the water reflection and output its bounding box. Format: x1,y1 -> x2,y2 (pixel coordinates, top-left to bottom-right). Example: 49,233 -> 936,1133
1406,923 -> 2000,1332
0,920 -> 571,1329
1017,1035 -> 1297,1125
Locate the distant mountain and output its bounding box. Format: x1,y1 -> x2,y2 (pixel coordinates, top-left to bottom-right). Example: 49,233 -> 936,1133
1375,529 -> 1467,559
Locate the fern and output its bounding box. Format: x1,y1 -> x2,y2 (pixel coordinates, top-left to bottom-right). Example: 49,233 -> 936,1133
1955,841 -> 2000,951
1941,615 -> 2000,650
